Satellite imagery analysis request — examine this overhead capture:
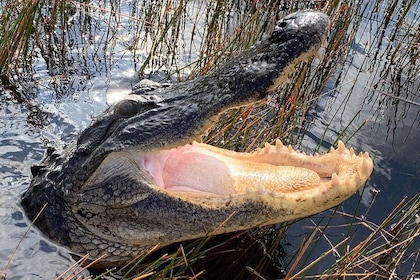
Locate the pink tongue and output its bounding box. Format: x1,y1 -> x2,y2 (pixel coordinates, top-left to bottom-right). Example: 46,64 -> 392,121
141,142 -> 323,196
161,146 -> 235,194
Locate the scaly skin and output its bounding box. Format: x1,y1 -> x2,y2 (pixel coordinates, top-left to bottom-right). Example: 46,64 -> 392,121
22,10 -> 373,267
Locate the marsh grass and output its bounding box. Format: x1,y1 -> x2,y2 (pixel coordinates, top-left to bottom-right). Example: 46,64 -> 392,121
283,192 -> 420,279
1,0 -> 419,279
43,193 -> 420,280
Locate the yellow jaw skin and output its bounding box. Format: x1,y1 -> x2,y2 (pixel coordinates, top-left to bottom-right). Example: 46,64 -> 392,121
148,140 -> 373,226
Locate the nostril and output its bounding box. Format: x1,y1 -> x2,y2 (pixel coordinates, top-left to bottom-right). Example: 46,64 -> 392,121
278,21 -> 287,28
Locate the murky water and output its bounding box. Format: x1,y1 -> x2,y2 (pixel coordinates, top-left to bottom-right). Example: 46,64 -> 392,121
0,1 -> 419,279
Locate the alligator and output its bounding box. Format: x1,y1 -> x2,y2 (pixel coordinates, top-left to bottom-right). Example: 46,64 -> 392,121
22,10 -> 373,267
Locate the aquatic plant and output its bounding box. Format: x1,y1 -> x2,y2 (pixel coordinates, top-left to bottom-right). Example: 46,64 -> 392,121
38,193 -> 420,279
0,0 -> 418,279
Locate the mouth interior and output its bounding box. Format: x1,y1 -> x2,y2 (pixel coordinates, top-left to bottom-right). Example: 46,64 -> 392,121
135,142 -> 326,196
141,144 -> 237,195
91,140 -> 371,200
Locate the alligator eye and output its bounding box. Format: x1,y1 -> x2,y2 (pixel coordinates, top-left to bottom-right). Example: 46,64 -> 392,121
115,100 -> 140,117
115,99 -> 160,118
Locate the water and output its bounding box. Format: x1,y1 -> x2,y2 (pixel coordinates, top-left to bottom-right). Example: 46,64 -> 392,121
0,1 -> 419,279
283,2 -> 420,276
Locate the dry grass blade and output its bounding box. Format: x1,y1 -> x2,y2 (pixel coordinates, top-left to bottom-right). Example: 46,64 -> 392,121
0,0 -> 39,73
119,244 -> 161,276
113,214 -> 237,279
287,237 -> 352,279
57,254 -> 109,280
132,271 -> 155,280
286,193 -> 420,279
246,266 -> 268,280
285,226 -> 318,279
0,203 -> 47,279
1,0 -> 419,279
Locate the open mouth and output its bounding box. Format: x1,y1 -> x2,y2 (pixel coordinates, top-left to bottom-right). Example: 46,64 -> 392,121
92,140 -> 373,200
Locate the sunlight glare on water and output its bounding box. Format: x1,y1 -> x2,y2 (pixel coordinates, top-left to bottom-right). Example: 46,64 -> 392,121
0,0 -> 418,278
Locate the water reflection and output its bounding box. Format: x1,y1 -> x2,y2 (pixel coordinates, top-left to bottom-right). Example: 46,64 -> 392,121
289,3 -> 420,276
0,0 -> 419,278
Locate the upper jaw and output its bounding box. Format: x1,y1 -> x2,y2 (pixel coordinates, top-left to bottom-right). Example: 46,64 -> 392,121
71,10 -> 332,190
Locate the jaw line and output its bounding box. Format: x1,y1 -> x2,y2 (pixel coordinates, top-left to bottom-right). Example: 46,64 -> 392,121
93,140 -> 373,205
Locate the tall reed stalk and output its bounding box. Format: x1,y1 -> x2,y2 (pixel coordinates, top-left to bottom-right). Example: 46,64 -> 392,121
0,0 -> 418,279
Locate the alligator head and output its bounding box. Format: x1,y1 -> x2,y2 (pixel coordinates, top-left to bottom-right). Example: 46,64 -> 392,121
22,10 -> 373,266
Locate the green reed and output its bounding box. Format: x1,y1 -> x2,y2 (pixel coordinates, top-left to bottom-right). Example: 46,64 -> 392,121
1,0 -> 419,279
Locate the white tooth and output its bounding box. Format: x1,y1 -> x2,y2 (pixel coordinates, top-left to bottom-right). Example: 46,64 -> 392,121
331,147 -> 336,153
258,185 -> 266,194
362,158 -> 371,171
265,142 -> 271,152
275,139 -> 283,148
287,145 -> 295,153
364,152 -> 370,158
331,173 -> 340,187
350,147 -> 355,156
338,141 -> 346,153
